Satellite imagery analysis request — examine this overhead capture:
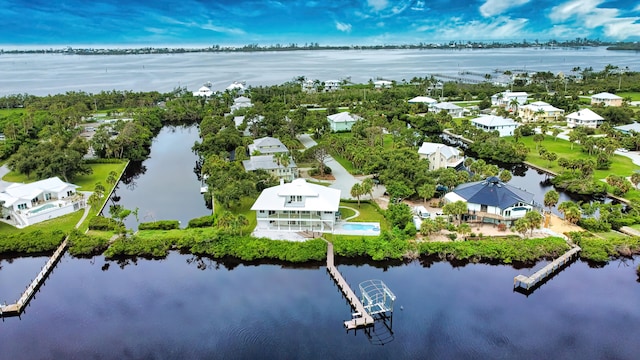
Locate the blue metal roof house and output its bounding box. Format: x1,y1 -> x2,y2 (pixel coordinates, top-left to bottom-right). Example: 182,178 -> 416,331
443,177 -> 538,225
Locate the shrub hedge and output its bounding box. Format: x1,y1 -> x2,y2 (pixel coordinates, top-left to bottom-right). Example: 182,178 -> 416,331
67,230 -> 110,256
187,215 -> 215,228
138,220 -> 180,230
0,230 -> 66,254
88,216 -> 123,231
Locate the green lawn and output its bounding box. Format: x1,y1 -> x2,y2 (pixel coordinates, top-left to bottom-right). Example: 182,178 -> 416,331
0,210 -> 84,234
616,92 -> 640,101
340,200 -> 388,230
594,231 -> 629,240
3,161 -> 129,233
0,108 -> 25,116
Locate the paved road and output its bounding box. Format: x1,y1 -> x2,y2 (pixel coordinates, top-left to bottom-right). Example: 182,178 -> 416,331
297,134 -> 359,199
0,165 -> 11,191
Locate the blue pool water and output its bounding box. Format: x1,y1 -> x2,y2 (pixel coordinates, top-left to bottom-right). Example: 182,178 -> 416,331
342,223 -> 380,231
30,203 -> 56,214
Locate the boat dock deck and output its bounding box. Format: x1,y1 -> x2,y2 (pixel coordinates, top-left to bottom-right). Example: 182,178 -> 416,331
514,246 -> 581,291
1,239 -> 68,317
325,242 -> 375,330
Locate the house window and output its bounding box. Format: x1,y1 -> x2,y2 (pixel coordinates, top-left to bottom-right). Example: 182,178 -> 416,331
259,210 -> 265,214
44,193 -> 51,201
66,190 -> 74,197
17,203 -> 28,210
268,210 -> 275,215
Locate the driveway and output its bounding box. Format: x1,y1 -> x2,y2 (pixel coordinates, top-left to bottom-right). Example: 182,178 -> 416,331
0,165 -> 11,191
297,134 -> 361,199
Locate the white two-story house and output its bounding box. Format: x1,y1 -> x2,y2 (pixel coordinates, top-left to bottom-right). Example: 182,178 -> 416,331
518,101 -> 565,122
491,91 -> 529,110
566,109 -> 604,129
251,179 -> 341,233
243,155 -> 297,182
0,177 -> 84,228
470,115 -> 519,137
418,142 -> 464,171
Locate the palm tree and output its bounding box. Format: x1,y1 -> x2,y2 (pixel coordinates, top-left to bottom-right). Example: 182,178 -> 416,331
350,183 -> 364,207
362,178 -> 374,200
106,171 -> 118,186
509,98 -> 520,113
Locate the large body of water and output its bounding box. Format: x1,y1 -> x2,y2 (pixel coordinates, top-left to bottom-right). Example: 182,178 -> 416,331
1,47 -> 640,97
2,49 -> 640,358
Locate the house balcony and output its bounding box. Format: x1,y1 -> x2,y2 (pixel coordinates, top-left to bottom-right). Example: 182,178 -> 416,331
465,210 -> 527,222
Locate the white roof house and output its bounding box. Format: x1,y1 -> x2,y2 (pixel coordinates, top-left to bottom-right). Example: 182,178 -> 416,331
324,80 -> 341,92
192,85 -> 213,97
226,81 -> 246,94
471,115 -> 519,137
251,178 -> 341,233
591,92 -> 623,107
566,108 -> 604,129
491,91 -> 529,110
408,96 -> 438,105
0,177 -> 83,227
230,96 -> 253,112
374,80 -> 393,89
234,115 -> 263,136
430,102 -> 464,117
327,112 -> 363,132
418,142 -> 464,171
248,136 -> 289,155
518,101 -> 565,122
242,155 -> 297,182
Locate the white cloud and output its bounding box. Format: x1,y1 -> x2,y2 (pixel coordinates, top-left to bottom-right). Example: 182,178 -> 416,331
368,0 -> 389,12
336,21 -> 352,32
201,22 -> 246,35
550,0 -> 640,40
634,4 -> 640,12
479,0 -> 531,17
416,17 -> 530,40
376,22 -> 385,27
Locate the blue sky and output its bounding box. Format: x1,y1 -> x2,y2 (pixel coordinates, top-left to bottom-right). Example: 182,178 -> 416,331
2,0 -> 640,46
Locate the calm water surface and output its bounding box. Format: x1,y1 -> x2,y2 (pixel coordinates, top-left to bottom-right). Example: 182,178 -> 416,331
2,49 -> 640,358
1,253 -> 639,359
1,47 -> 640,96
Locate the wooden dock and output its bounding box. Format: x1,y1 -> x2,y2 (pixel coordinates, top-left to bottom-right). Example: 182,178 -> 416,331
1,239 -> 68,317
325,242 -> 375,330
514,246 -> 581,291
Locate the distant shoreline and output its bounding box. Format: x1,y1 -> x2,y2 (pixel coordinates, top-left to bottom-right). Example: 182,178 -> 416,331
0,41 -> 620,56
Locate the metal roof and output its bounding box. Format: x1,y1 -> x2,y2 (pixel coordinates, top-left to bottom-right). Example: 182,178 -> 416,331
449,177 -> 534,209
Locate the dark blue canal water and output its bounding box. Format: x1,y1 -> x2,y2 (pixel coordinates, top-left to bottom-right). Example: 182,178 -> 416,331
1,253 -> 639,359
2,125 -> 640,359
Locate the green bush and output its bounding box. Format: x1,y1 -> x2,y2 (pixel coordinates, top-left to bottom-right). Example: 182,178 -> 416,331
568,231 -> 640,262
332,230 -> 409,260
0,230 -> 66,254
84,158 -> 125,164
68,230 -> 110,256
88,216 -> 122,231
419,236 -> 569,264
138,220 -> 180,230
578,218 -> 612,232
188,215 -> 215,228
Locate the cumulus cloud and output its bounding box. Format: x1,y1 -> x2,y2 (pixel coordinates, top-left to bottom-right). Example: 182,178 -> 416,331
479,0 -> 531,17
417,16 -> 529,40
368,0 -> 389,12
336,21 -> 352,32
550,0 -> 640,39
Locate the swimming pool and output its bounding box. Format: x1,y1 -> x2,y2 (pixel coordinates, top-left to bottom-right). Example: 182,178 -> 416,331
29,203 -> 56,214
341,223 -> 380,231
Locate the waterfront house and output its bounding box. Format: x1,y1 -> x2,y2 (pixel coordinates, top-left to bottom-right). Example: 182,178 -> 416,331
251,178 -> 341,232
408,96 -> 438,105
614,122 -> 640,135
324,80 -> 341,92
591,92 -> 623,107
230,96 -> 253,112
444,176 -> 537,226
518,101 -> 565,122
470,115 -> 518,137
374,80 -> 393,89
327,112 -> 363,132
566,108 -> 604,129
429,102 -> 464,118
226,81 -> 246,94
417,142 -> 464,171
0,177 -> 84,228
192,84 -> 213,97
491,91 -> 529,110
302,79 -> 316,93
243,155 -> 297,182
248,136 -> 289,155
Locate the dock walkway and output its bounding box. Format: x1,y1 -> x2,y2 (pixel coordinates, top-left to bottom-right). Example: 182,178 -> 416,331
1,205 -> 90,317
1,239 -> 68,316
325,242 -> 375,329
514,246 -> 581,291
